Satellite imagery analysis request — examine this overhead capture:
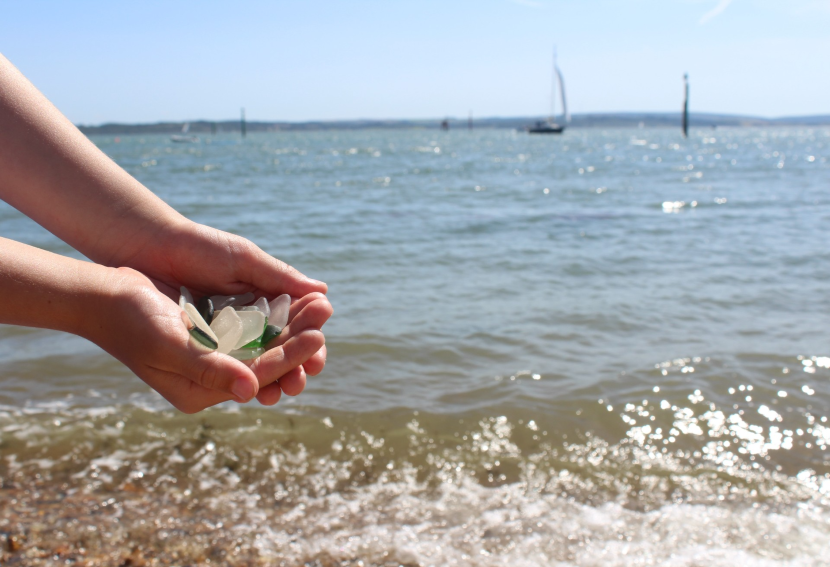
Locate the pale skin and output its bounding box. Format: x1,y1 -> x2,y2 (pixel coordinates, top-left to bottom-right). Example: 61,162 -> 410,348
0,53 -> 332,413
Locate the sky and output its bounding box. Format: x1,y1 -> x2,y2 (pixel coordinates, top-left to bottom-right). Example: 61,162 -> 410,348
2,0 -> 829,124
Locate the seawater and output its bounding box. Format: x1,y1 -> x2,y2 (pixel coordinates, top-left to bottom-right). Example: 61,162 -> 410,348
1,128 -> 830,565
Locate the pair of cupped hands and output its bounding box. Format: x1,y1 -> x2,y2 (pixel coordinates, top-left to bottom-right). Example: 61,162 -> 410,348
97,221 -> 332,414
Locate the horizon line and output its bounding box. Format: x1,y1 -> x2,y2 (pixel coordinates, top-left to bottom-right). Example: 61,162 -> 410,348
76,110 -> 830,128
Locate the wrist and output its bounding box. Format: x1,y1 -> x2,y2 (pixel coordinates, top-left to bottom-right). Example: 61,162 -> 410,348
67,263 -> 125,340
102,213 -> 193,273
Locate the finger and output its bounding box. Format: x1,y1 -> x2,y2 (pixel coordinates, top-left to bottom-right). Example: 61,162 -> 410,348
288,292 -> 329,321
303,346 -> 327,376
237,238 -> 328,297
255,379 -> 285,406
267,296 -> 333,349
250,329 -> 325,385
153,314 -> 260,403
279,365 -> 307,396
185,350 -> 260,403
140,365 -> 235,414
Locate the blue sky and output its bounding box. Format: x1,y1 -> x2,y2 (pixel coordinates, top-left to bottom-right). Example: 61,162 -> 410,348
2,0 -> 829,123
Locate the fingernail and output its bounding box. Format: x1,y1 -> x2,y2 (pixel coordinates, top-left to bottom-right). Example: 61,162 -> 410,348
231,377 -> 255,402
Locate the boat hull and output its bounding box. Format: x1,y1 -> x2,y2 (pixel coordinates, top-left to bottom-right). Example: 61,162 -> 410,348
528,125 -> 565,134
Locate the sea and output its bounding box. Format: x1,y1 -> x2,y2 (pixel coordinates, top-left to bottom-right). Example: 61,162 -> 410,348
1,126 -> 829,565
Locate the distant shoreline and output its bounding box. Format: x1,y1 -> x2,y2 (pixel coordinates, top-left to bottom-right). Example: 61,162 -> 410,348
76,112 -> 830,135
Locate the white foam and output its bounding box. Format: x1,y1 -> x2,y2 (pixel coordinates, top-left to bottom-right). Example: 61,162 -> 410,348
202,469 -> 830,566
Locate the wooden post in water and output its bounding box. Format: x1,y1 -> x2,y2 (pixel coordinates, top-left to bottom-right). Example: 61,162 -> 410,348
241,107 -> 247,138
682,74 -> 689,138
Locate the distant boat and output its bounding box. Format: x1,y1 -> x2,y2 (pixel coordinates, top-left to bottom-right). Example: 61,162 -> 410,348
171,123 -> 199,143
528,50 -> 569,134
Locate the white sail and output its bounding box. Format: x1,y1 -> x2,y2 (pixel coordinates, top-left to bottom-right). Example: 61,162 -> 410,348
555,65 -> 569,123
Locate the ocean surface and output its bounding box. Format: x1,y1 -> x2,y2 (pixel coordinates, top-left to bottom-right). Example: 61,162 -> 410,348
1,127 -> 830,565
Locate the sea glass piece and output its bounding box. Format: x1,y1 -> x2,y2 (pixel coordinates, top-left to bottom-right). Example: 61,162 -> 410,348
253,296 -> 270,318
179,286 -> 194,308
230,292 -> 255,307
228,347 -> 265,361
233,310 -> 266,349
189,327 -> 218,350
268,294 -> 290,329
184,303 -> 219,344
262,324 -> 282,346
210,295 -> 238,311
197,296 -> 214,325
210,307 -> 243,354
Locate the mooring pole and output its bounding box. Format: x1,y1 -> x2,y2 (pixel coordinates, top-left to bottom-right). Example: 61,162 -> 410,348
682,74 -> 689,138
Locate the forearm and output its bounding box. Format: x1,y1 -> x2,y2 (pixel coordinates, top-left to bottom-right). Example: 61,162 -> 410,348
0,236 -> 115,338
0,53 -> 187,266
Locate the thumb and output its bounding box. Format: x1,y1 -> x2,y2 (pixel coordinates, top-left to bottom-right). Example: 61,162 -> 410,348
241,244 -> 328,298
168,311 -> 260,403
185,349 -> 260,403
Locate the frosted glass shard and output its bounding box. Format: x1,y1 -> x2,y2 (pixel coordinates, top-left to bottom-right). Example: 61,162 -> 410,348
253,296 -> 270,318
268,294 -> 290,329
184,303 -> 219,344
210,307 -> 243,354
210,295 -> 237,311
228,347 -> 265,361
179,286 -> 194,308
230,292 -> 255,307
234,310 -> 266,349
238,297 -> 269,316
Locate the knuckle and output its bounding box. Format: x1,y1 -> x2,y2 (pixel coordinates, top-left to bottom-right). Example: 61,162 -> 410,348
194,359 -> 224,392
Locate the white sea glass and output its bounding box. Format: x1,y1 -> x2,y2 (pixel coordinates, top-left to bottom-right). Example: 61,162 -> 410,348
210,292 -> 256,311
230,292 -> 255,306
179,286 -> 194,307
210,307 -> 243,354
253,296 -> 270,318
210,295 -> 238,311
234,310 -> 266,349
228,347 -> 265,361
268,294 -> 290,329
184,304 -> 219,344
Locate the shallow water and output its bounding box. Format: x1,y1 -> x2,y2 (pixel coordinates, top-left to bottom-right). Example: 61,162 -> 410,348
1,127 -> 829,565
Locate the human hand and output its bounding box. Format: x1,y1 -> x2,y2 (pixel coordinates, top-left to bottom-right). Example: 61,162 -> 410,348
104,219 -> 331,389
89,267 -> 328,413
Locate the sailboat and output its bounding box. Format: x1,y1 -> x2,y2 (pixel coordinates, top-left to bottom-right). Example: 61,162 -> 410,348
171,123 -> 199,143
528,50 -> 569,134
